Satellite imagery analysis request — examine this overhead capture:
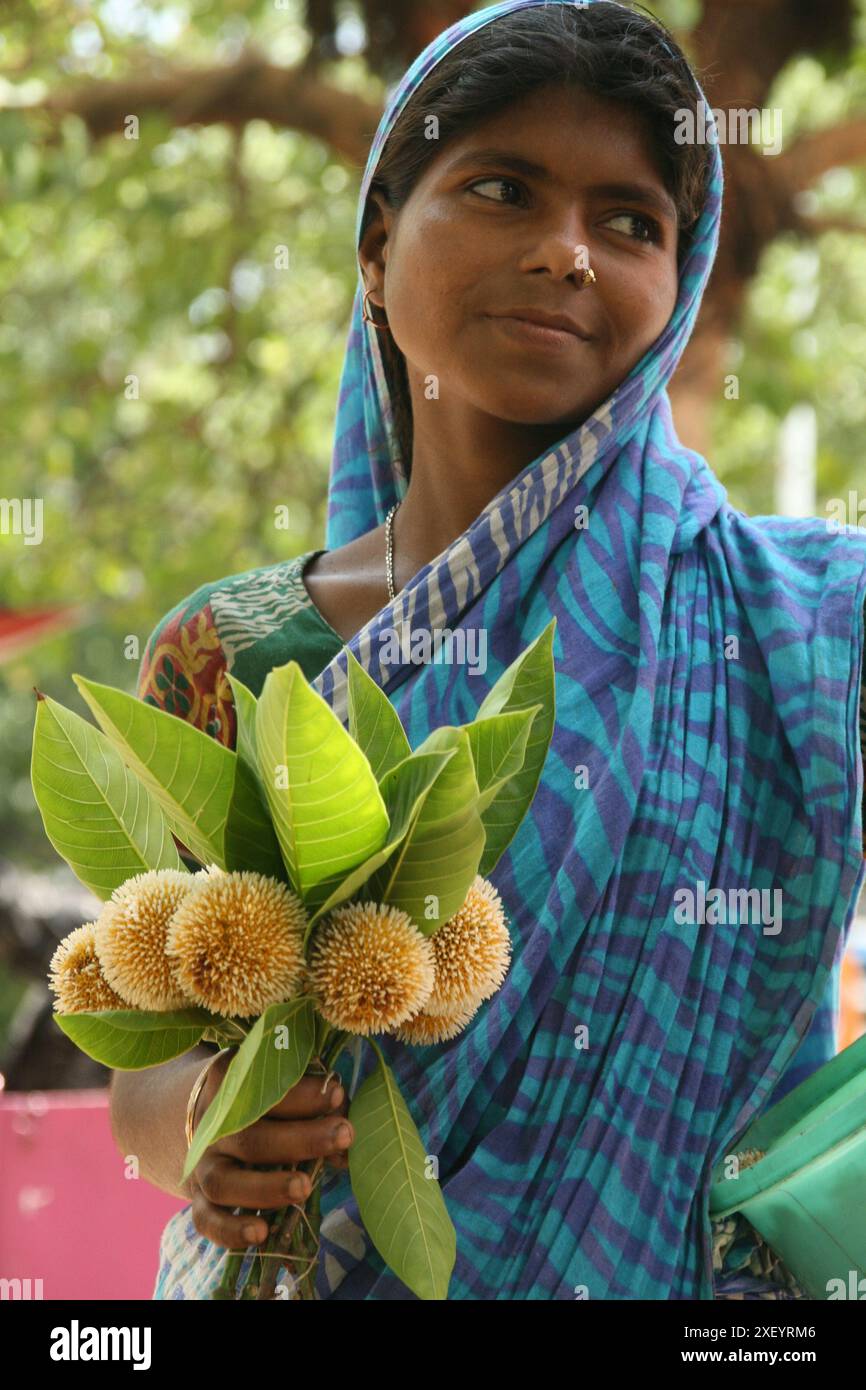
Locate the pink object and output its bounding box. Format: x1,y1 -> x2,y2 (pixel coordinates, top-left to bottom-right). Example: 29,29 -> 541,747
0,1089 -> 186,1300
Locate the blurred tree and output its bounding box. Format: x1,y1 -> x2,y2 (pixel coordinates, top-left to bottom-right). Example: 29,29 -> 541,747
14,0 -> 866,448
2,0 -> 866,875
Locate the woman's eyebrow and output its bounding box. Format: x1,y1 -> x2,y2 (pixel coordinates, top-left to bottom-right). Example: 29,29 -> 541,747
447,148 -> 677,221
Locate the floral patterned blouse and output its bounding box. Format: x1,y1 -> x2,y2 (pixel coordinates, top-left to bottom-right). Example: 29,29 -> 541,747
137,550 -> 866,1301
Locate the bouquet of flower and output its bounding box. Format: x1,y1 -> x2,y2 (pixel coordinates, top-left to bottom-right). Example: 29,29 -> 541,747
30,619 -> 556,1300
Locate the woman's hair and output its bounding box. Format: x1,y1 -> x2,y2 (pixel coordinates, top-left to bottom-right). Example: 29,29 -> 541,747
362,2 -> 712,470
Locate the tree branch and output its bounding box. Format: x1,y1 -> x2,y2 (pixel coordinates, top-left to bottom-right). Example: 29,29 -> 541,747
792,213 -> 866,238
21,47 -> 383,167
774,117 -> 866,194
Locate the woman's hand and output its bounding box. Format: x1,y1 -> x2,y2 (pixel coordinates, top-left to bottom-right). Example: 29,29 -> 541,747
188,1050 -> 354,1249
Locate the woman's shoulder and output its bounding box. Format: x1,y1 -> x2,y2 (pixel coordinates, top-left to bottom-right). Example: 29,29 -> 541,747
136,550 -> 323,748
204,550 -> 329,667
726,509 -> 866,599
136,575 -> 237,748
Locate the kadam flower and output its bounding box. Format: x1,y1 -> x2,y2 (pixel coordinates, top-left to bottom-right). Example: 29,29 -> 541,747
49,922 -> 129,1014
393,996 -> 480,1046
166,869 -> 307,1017
308,900 -> 434,1035
425,874 -> 511,1017
95,868 -> 196,1010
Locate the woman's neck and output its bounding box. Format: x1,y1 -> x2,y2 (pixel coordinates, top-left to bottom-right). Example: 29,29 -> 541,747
392,403 -> 576,577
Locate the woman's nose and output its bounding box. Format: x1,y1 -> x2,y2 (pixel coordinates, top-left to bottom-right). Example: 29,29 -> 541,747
517,213 -> 595,282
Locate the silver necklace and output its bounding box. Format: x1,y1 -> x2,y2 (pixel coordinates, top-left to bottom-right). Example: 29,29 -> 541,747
385,500 -> 401,600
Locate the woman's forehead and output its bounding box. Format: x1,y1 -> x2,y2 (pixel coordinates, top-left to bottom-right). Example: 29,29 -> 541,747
433,90 -> 668,174
369,85 -> 676,220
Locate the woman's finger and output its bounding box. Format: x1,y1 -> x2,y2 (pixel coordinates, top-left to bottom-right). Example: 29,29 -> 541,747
265,1074 -> 346,1120
189,1181 -> 270,1250
195,1152 -> 313,1209
218,1112 -> 354,1165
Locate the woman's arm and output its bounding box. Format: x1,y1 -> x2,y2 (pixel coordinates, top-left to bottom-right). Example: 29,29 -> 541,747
109,1043 -> 353,1249
109,1043 -> 217,1200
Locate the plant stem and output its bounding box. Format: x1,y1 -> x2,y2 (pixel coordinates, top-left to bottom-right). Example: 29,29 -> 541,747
254,1035 -> 350,1301
301,1174 -> 323,1299
213,1248 -> 245,1300
239,1250 -> 263,1299
325,1030 -> 351,1069
254,1162 -> 323,1300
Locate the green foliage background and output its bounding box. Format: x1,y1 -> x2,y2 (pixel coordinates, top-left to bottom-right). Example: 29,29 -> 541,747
3,0 -> 866,873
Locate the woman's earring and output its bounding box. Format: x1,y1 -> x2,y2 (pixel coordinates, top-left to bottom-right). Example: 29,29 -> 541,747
362,286 -> 390,330
579,267 -> 597,289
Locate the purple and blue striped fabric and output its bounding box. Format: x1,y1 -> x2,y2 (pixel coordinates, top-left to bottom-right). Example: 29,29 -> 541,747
307,0 -> 866,1298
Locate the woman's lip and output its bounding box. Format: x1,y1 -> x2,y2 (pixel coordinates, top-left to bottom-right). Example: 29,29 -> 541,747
485,314 -> 591,348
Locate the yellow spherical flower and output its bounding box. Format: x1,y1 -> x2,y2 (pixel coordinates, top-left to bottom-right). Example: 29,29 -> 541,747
425,874 -> 512,1017
166,869 -> 308,1018
393,997 -> 480,1046
309,900 -> 434,1036
49,922 -> 129,1015
94,868 -> 196,1011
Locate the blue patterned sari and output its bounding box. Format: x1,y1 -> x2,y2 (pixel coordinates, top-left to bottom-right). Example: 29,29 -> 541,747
307,0 -> 866,1299
152,0 -> 866,1299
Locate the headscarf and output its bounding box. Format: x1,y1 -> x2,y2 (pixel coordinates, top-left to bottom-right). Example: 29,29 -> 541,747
310,0 -> 866,1298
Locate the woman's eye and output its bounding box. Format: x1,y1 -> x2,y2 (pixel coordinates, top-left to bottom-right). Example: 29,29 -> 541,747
466,183 -> 662,243
604,211 -> 661,243
467,177 -> 525,205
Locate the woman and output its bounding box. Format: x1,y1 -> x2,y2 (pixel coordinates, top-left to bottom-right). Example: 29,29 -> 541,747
113,0 -> 866,1299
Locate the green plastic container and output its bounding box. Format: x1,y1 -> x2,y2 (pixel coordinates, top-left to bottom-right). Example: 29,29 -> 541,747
709,1030 -> 866,1299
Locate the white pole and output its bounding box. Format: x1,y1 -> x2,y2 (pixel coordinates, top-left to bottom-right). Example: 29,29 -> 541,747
775,402 -> 817,517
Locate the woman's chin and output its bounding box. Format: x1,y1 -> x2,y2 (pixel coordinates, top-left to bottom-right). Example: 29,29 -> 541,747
474,389 -> 599,430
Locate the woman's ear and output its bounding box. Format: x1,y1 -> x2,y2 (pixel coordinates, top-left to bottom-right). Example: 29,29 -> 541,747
358,189 -> 394,304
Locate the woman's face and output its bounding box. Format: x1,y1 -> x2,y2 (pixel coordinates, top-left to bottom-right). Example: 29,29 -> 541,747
359,83 -> 681,431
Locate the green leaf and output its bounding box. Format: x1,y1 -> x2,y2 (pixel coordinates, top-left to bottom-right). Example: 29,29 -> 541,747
202,1023 -> 247,1048
223,758 -> 287,879
255,660 -> 389,906
73,675 -> 234,869
346,647 -> 411,781
54,1007 -> 212,1069
182,997 -> 317,1182
222,675 -> 286,879
466,705 -> 540,812
475,619 -> 557,876
348,1051 -> 455,1301
305,746 -> 457,936
31,694 -> 183,899
226,673 -> 259,772
367,726 -> 485,933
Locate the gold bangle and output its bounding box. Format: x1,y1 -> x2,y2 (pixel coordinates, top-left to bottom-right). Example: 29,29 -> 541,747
185,1048 -> 231,1149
